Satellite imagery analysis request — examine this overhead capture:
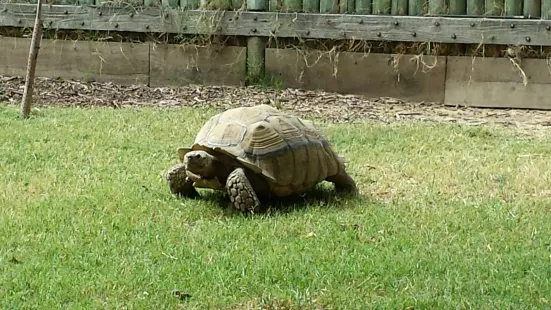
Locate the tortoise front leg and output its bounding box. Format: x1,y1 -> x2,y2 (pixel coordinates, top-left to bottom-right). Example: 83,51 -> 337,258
226,167 -> 261,212
166,163 -> 199,198
326,169 -> 358,194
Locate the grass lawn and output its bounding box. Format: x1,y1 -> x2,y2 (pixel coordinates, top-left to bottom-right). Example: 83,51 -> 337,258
1,104 -> 551,309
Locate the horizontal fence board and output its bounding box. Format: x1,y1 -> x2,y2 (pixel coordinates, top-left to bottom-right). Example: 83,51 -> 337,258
0,37 -> 149,84
444,56 -> 551,109
2,4 -> 551,45
149,44 -> 246,87
265,49 -> 447,102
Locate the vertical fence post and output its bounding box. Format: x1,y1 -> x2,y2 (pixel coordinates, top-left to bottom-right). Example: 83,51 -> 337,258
340,0 -> 355,13
409,0 -> 425,15
247,0 -> 267,82
180,0 -> 199,9
162,0 -> 179,7
304,0 -> 321,11
284,0 -> 303,10
505,0 -> 521,14
524,0 -> 541,16
486,0 -> 504,15
392,0 -> 407,14
429,0 -> 447,14
449,0 -> 466,13
320,0 -> 339,12
544,0 -> 551,19
354,0 -> 371,13
372,0 -> 391,13
467,0 -> 485,14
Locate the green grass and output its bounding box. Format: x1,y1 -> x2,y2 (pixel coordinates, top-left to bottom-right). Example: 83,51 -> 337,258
1,104 -> 551,309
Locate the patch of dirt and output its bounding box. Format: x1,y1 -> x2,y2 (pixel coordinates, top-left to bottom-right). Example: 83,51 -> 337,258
2,75 -> 551,132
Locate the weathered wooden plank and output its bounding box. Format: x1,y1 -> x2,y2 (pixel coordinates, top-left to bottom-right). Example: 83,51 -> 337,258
283,0 -> 302,11
247,37 -> 265,80
467,0 -> 485,14
320,0 -> 339,12
542,0 -> 551,18
408,0 -> 425,15
0,37 -> 149,84
247,0 -> 266,81
354,0 -> 370,13
162,0 -> 179,7
180,0 -> 199,9
524,0 -> 541,16
2,4 -> 551,46
445,56 -> 551,110
265,48 -> 446,102
269,0 -> 280,10
485,0 -> 504,15
339,0 -> 354,13
248,0 -> 266,9
449,0 -> 466,13
232,0 -> 245,8
392,0 -> 407,14
303,0 -> 320,12
372,0 -> 391,13
144,0 -> 162,6
504,0 -> 521,15
149,44 -> 246,87
429,0 -> 447,14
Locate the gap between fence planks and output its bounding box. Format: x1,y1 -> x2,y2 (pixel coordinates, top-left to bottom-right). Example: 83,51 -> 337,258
2,4 -> 551,46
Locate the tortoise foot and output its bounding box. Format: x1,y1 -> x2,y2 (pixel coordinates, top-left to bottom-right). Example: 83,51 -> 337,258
166,163 -> 199,198
327,171 -> 358,195
226,168 -> 260,212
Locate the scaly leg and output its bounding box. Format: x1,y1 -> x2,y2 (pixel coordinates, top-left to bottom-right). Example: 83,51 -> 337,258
166,163 -> 199,198
326,169 -> 358,194
226,168 -> 260,212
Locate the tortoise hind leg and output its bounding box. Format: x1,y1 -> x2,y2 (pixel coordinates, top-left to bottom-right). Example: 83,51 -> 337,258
166,163 -> 199,198
226,167 -> 261,212
326,169 -> 358,194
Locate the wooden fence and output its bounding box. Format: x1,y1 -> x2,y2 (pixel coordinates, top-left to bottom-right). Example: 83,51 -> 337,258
1,0 -> 551,109
3,0 -> 551,17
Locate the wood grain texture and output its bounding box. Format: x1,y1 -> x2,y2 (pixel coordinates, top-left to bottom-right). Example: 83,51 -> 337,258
247,36 -> 266,78
408,0 -> 425,15
302,0 -> 320,12
354,0 -> 371,13
504,0 -> 521,15
2,4 -> 551,45
0,0 -> 551,46
449,0 -> 466,14
391,0 -> 407,15
283,0 -> 302,10
372,0 -> 391,14
248,0 -> 266,9
149,44 -> 246,87
320,0 -> 339,12
444,56 -> 551,109
523,0 -> 540,17
429,0 -> 447,14
265,48 -> 446,102
543,0 -> 551,18
0,37 -> 149,84
180,0 -> 200,8
467,0 -> 484,14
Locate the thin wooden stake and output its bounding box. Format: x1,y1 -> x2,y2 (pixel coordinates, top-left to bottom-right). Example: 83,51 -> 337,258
20,0 -> 44,119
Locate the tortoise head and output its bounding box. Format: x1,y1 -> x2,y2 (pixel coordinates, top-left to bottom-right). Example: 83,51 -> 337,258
183,150 -> 218,178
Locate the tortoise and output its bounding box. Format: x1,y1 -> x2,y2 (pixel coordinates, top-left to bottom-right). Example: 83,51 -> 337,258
165,104 -> 357,212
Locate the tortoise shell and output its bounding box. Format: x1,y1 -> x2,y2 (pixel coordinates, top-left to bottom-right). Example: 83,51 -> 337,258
178,104 -> 342,196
